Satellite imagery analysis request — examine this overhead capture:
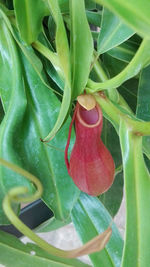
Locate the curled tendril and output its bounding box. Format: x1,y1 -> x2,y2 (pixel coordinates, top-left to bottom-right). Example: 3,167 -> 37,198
1,158 -> 112,258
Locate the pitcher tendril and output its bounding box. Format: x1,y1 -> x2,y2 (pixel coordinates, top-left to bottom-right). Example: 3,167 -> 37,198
1,158 -> 112,258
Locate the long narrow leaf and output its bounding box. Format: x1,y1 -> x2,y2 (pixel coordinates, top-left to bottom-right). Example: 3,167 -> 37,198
70,0 -> 93,99
71,193 -> 123,267
43,0 -> 71,141
0,230 -> 90,267
136,65 -> 150,159
13,0 -> 50,44
94,0 -> 150,39
0,9 -> 56,95
48,0 -> 70,85
107,40 -> 138,63
98,8 -> 134,54
119,120 -> 150,266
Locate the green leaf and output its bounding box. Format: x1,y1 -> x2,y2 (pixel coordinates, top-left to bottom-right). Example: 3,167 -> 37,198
86,10 -> 102,27
100,117 -> 123,216
35,217 -> 71,233
0,8 -> 56,95
37,32 -> 64,91
103,53 -> 127,78
107,40 -> 138,63
0,100 -> 4,123
48,0 -> 70,85
0,0 -> 5,5
87,39 -> 150,92
143,136 -> 150,160
13,0 -> 50,44
98,8 -> 134,54
70,0 -> 94,99
0,19 -> 79,222
43,0 -> 71,141
19,52 -> 80,220
6,0 -> 13,9
47,14 -> 56,46
58,0 -> 96,13
0,2 -> 13,14
136,65 -> 150,159
101,117 -> 122,168
94,0 -> 150,39
0,18 -> 33,224
0,230 -> 90,267
85,0 -> 96,10
136,65 -> 150,121
119,119 -> 150,266
71,193 -> 123,267
118,78 -> 138,113
58,0 -> 69,13
99,172 -> 123,217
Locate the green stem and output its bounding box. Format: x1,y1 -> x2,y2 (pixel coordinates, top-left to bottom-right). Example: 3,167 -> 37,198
87,39 -> 150,92
94,92 -> 120,132
3,187 -> 73,258
115,164 -> 123,176
89,54 -> 133,113
124,117 -> 150,136
95,93 -> 150,136
32,41 -> 63,79
90,56 -> 119,102
93,58 -> 108,82
120,120 -> 150,266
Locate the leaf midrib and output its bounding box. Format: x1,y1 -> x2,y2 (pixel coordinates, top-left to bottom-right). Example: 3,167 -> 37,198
25,88 -> 64,220
99,20 -> 122,54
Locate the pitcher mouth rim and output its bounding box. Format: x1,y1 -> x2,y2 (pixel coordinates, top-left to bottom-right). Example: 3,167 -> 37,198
76,102 -> 103,128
